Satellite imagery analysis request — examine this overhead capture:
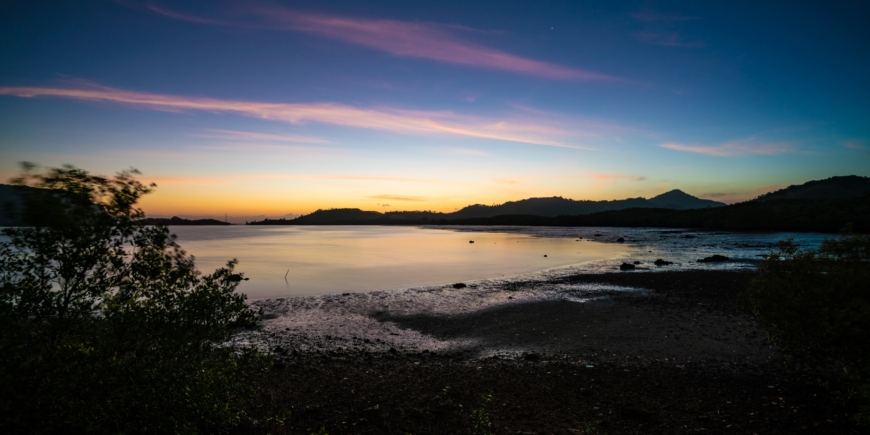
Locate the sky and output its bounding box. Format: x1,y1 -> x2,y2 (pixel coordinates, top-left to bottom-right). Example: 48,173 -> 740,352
1,0 -> 868,219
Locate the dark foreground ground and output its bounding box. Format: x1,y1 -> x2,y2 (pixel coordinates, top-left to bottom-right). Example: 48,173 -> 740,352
243,271 -> 863,434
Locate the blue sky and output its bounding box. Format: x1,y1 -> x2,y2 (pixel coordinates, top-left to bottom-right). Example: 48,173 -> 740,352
1,0 -> 868,217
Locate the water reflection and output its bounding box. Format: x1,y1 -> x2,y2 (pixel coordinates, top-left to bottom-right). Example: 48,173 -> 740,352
171,226 -> 631,299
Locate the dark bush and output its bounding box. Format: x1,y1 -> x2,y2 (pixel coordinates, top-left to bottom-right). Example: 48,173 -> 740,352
0,164 -> 268,434
739,234 -> 870,424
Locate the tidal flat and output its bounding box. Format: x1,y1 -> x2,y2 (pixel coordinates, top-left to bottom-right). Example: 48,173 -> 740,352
242,271 -> 862,434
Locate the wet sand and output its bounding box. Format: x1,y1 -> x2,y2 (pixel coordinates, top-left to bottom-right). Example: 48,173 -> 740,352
244,271 -> 862,434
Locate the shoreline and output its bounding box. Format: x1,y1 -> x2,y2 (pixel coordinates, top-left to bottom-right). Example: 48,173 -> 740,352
244,270 -> 862,434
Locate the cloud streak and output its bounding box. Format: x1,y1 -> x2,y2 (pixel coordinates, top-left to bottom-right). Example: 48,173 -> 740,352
588,173 -> 647,181
0,85 -> 593,149
636,32 -> 704,48
660,141 -> 794,156
369,195 -> 426,202
193,129 -> 330,144
146,3 -> 618,82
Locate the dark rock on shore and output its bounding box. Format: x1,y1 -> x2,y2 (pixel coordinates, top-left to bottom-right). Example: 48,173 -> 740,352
619,262 -> 635,270
697,254 -> 730,263
654,259 -> 673,266
616,237 -> 625,242
452,283 -> 467,289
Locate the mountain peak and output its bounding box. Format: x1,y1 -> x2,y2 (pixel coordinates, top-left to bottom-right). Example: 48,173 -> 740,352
648,189 -> 725,210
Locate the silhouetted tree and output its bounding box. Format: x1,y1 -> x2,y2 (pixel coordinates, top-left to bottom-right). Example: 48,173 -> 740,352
0,163 -> 266,434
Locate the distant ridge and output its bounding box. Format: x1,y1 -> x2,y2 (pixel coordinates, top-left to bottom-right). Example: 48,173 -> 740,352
755,176 -> 870,201
450,190 -> 723,219
251,189 -> 726,225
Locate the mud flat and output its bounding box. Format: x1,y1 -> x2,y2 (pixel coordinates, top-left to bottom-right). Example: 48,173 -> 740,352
244,271 -> 862,434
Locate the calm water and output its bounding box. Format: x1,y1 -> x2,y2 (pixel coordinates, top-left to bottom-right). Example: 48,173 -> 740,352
171,225 -> 833,300
172,226 -> 629,299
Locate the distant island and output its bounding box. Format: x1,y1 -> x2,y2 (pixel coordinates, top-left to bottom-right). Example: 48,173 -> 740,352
140,216 -> 232,226
249,176 -> 870,233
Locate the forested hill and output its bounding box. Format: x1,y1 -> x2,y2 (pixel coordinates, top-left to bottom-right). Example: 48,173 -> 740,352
756,176 -> 870,201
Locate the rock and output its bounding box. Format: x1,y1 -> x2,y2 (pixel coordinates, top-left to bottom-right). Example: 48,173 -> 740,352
524,353 -> 541,362
620,263 -> 636,270
633,261 -> 641,264
452,283 -> 467,289
654,259 -> 673,266
616,237 -> 625,242
697,254 -> 729,263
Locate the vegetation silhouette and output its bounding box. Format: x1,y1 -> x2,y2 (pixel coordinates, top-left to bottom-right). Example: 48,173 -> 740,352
740,233 -> 870,424
141,216 -> 233,225
0,163 -> 267,434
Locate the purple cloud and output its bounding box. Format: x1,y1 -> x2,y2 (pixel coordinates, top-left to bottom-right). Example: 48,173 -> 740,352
145,3 -> 620,82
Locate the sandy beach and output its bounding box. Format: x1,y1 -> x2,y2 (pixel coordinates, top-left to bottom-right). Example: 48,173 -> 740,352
243,271 -> 863,434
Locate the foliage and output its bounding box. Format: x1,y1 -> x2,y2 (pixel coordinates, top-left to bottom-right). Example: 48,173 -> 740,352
739,234 -> 870,424
0,164 -> 267,434
469,393 -> 494,435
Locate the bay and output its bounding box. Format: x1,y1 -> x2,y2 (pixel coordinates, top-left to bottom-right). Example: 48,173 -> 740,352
171,225 -> 832,300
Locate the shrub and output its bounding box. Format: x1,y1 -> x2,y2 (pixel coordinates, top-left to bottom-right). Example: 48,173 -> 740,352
469,393 -> 494,435
739,234 -> 870,424
0,164 -> 268,434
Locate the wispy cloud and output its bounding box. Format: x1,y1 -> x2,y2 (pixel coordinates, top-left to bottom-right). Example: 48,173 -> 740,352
844,140 -> 866,149
636,32 -> 704,48
660,140 -> 794,156
700,192 -> 735,198
588,173 -> 647,181
0,85 -> 595,149
140,173 -> 443,186
192,129 -> 330,144
369,194 -> 426,202
433,147 -> 490,156
145,3 -> 619,82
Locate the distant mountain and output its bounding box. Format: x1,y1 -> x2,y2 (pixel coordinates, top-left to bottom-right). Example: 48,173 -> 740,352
756,176 -> 870,201
647,189 -> 725,209
251,190 -> 726,225
449,190 -> 724,219
450,193 -> 870,233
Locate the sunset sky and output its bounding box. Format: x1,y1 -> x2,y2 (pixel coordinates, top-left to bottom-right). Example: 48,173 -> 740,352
1,1 -> 868,220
